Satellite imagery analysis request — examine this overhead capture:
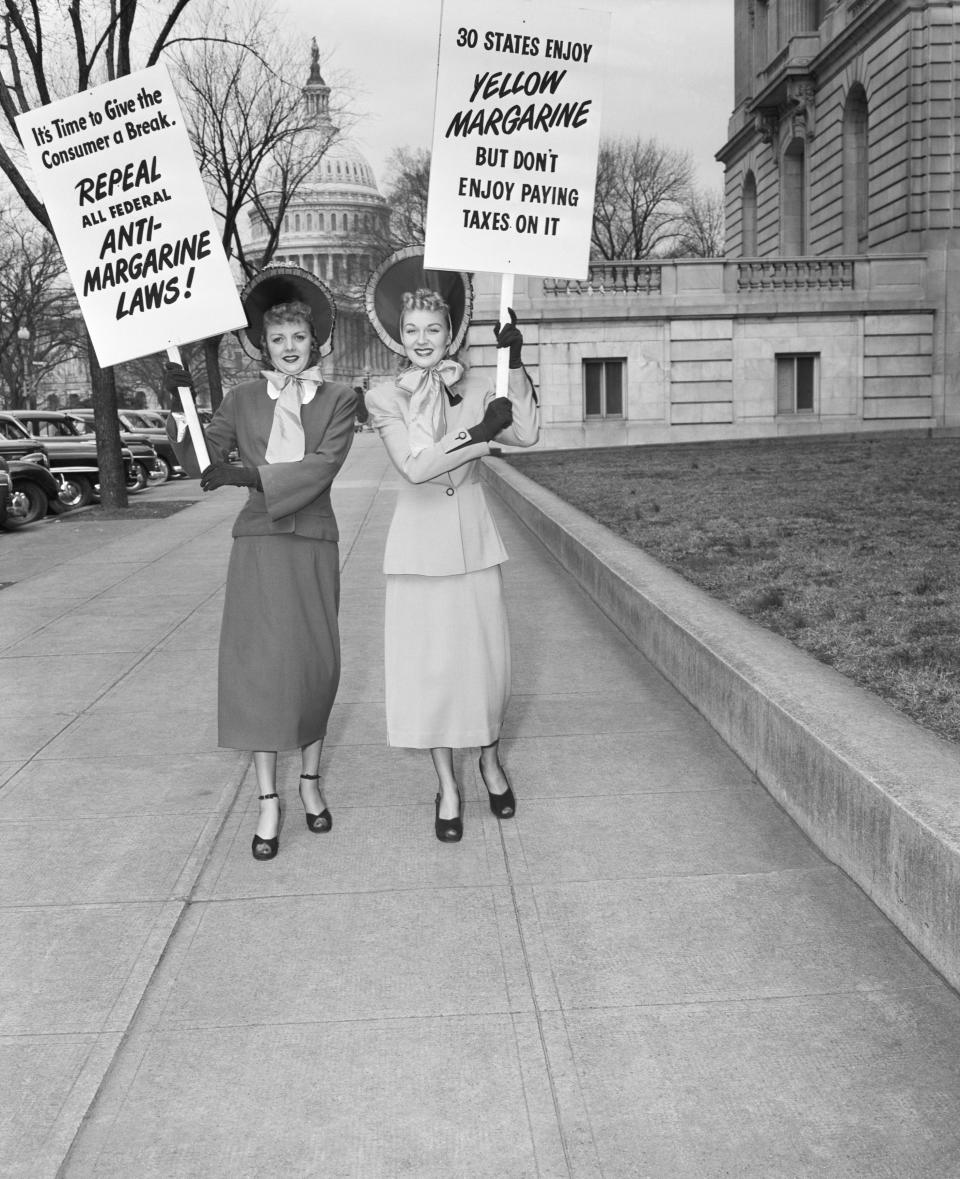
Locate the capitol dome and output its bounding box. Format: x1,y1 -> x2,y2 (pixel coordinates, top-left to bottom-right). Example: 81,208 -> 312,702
242,40 -> 394,386
245,43 -> 390,292
312,144 -> 380,193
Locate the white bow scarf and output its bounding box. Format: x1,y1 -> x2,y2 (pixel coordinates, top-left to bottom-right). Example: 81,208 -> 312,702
396,360 -> 464,455
262,366 -> 324,463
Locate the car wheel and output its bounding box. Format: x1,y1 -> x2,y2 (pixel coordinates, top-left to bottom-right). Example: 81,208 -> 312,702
58,475 -> 94,509
148,455 -> 172,484
126,462 -> 149,492
5,481 -> 48,527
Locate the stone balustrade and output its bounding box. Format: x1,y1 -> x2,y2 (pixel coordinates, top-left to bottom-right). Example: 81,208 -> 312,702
737,258 -> 854,290
531,255 -> 923,306
542,262 -> 662,296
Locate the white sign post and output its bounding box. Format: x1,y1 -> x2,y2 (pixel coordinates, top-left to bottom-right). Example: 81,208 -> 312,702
15,63 -> 247,468
425,0 -> 609,394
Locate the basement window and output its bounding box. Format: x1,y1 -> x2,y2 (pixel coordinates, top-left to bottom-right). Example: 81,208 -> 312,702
776,353 -> 818,414
584,359 -> 625,419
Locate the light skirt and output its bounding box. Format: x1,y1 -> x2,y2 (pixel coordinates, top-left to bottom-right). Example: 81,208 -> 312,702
218,535 -> 340,750
384,566 -> 510,749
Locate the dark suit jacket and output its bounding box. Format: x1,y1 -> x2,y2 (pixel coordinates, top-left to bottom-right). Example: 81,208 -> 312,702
203,377 -> 357,539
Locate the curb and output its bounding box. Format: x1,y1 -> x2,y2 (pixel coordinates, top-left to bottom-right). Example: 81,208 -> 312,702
483,456 -> 960,992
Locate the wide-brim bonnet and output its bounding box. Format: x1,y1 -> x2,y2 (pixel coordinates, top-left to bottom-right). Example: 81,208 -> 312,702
238,264 -> 336,359
364,246 -> 473,357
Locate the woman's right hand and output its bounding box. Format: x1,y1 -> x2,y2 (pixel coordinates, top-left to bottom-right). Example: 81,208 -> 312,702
162,361 -> 194,397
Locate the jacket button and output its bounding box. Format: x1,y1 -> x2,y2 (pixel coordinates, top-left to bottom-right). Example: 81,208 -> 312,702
446,487 -> 455,496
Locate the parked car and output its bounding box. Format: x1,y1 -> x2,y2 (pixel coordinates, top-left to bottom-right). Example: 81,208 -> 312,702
0,455 -> 9,528
0,434 -> 62,527
0,416 -> 62,517
114,410 -> 183,481
120,409 -> 170,429
7,410 -> 145,504
7,457 -> 62,527
68,409 -> 170,485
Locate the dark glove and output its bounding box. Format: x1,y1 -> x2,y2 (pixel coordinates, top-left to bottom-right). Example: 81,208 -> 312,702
493,308 -> 523,369
468,396 -> 513,444
163,361 -> 194,397
200,463 -> 259,492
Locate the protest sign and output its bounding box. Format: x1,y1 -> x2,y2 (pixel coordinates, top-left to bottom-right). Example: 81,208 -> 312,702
15,63 -> 245,371
424,0 -> 609,281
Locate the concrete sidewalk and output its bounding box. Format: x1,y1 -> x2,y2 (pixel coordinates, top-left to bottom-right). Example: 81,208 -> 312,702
3,433 -> 960,1178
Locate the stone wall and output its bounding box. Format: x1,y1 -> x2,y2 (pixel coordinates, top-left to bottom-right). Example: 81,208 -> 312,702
466,258 -> 943,449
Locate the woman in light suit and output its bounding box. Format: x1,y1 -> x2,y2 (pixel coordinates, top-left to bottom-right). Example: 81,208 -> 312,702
364,247 -> 539,841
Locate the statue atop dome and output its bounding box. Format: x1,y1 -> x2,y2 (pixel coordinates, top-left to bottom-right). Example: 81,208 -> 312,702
308,37 -> 325,86
303,38 -> 331,126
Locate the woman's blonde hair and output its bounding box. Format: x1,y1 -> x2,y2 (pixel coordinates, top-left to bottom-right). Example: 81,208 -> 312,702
400,288 -> 450,319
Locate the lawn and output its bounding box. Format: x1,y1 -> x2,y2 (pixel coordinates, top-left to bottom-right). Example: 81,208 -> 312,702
505,435 -> 960,745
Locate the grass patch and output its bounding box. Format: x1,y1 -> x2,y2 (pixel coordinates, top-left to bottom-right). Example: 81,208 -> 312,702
506,435 -> 960,744
53,500 -> 197,522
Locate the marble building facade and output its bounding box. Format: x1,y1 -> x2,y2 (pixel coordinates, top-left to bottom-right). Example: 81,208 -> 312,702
241,43 -> 395,391
470,0 -> 960,450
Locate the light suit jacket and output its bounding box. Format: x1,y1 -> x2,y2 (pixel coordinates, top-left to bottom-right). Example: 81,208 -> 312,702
202,377 -> 357,539
366,365 -> 539,575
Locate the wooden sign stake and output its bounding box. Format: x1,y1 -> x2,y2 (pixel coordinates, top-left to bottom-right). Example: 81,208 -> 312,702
495,272 -> 515,400
166,345 -> 210,473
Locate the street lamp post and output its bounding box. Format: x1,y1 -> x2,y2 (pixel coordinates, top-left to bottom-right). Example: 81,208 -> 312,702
16,326 -> 33,409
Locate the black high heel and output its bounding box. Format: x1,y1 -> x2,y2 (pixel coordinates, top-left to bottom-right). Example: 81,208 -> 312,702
251,792 -> 280,860
435,790 -> 463,842
299,773 -> 332,833
479,759 -> 516,818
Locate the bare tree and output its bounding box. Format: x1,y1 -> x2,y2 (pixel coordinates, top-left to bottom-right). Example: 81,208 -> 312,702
670,186 -> 726,258
173,26 -> 349,406
0,210 -> 85,408
382,146 -> 431,248
0,0 -> 198,505
591,137 -> 694,260
113,338 -> 212,409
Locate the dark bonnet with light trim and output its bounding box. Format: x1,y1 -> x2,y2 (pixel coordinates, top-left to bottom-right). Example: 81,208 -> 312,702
237,264 -> 337,360
364,246 -> 473,357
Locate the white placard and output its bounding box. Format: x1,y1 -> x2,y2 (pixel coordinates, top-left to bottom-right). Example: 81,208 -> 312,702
424,0 -> 609,280
15,63 -> 246,368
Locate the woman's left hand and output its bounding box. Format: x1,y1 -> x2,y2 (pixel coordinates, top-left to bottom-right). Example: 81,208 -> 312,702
494,308 -> 524,369
200,463 -> 258,491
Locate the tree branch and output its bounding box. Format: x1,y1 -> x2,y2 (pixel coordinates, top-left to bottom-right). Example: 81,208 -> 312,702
3,0 -> 50,105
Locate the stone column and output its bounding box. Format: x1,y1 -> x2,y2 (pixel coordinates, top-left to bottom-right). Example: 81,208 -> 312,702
779,0 -> 818,44
735,0 -> 752,105
754,1 -> 769,71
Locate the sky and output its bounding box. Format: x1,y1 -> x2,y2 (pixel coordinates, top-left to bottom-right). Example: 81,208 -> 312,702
284,0 -> 735,194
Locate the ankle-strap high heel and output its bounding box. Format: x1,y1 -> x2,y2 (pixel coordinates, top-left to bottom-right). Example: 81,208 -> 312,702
479,759 -> 516,818
299,773 -> 332,833
435,789 -> 463,842
251,792 -> 280,860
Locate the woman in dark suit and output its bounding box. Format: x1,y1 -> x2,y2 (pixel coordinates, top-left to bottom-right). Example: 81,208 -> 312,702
363,247 -> 539,842
166,265 -> 357,860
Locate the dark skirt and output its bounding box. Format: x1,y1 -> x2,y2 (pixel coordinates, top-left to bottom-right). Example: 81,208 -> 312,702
218,534 -> 340,750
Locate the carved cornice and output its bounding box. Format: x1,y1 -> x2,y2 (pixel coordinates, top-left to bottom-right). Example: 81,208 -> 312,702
786,76 -> 816,140
786,78 -> 815,107
753,110 -> 779,145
